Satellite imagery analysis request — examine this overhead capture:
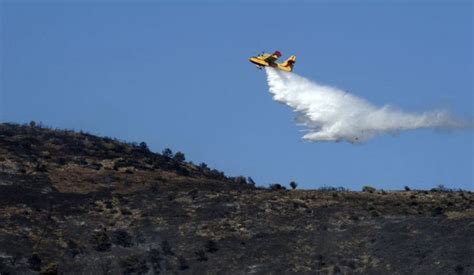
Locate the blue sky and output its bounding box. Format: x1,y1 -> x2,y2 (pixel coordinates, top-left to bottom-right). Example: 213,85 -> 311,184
1,1 -> 472,190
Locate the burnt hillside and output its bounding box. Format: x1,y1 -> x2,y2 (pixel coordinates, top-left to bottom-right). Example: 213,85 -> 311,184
0,123 -> 473,274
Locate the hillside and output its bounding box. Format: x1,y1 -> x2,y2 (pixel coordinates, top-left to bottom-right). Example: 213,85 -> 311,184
0,123 -> 472,274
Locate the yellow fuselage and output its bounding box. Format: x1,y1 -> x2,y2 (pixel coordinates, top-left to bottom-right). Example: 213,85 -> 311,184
249,54 -> 293,72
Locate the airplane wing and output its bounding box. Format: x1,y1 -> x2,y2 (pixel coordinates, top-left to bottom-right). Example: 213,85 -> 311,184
264,55 -> 278,64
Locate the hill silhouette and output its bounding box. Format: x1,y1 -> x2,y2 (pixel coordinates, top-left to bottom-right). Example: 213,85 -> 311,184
0,123 -> 472,274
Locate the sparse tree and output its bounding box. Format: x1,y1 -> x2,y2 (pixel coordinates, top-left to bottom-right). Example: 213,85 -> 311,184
120,254 -> 149,274
139,142 -> 149,151
247,177 -> 256,187
162,148 -> 173,158
269,183 -> 286,191
205,240 -> 218,253
150,182 -> 160,193
28,253 -> 42,271
174,151 -> 185,162
404,186 -> 411,191
178,256 -> 189,270
99,257 -> 112,275
235,176 -> 247,184
35,163 -> 48,172
455,265 -> 464,274
209,169 -> 225,179
433,184 -> 453,192
290,181 -> 298,190
195,250 -> 208,262
67,240 -> 82,258
161,240 -> 174,256
362,185 -> 376,193
147,249 -> 162,273
199,162 -> 208,170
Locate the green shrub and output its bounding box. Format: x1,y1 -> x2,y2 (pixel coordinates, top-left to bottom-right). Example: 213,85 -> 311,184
120,254 -> 148,274
112,230 -> 133,247
174,152 -> 185,162
234,176 -> 247,184
150,182 -> 160,193
210,169 -> 225,179
205,240 -> 218,253
35,163 -> 48,172
161,240 -> 174,256
269,183 -> 286,191
199,162 -> 208,170
362,185 -> 376,193
431,184 -> 455,192
139,142 -> 148,151
120,207 -> 132,215
91,230 -> 111,252
162,148 -> 173,158
178,256 -> 189,270
28,253 -> 42,271
195,250 -> 208,262
290,181 -> 298,190
455,265 -> 464,274
268,183 -> 286,191
40,262 -> 58,275
318,185 -> 348,192
67,240 -> 82,258
147,248 -> 162,272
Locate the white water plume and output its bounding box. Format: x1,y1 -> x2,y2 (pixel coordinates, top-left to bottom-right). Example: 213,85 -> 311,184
265,68 -> 467,143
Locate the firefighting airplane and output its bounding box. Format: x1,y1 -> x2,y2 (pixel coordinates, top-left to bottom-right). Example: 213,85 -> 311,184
249,50 -> 296,72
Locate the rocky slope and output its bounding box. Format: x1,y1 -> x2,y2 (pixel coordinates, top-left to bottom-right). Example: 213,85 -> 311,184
0,123 -> 472,274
